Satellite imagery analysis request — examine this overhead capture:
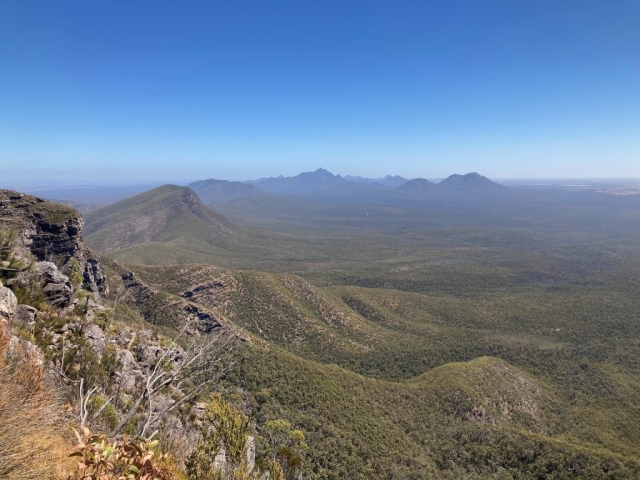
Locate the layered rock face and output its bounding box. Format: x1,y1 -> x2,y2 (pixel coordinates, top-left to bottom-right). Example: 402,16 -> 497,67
0,190 -> 107,296
0,189 -> 110,364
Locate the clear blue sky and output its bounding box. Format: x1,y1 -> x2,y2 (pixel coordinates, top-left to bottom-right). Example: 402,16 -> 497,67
1,0 -> 638,183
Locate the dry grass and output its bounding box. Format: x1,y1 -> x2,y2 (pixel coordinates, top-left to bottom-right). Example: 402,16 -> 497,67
0,321 -> 72,480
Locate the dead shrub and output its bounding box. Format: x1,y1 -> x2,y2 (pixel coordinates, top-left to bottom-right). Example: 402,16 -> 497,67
0,321 -> 71,480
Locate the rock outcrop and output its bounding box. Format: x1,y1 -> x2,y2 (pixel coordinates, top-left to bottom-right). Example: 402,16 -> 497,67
11,304 -> 38,329
39,261 -> 74,306
0,189 -> 108,297
0,282 -> 18,320
0,191 -> 110,364
83,323 -> 106,357
121,270 -> 222,334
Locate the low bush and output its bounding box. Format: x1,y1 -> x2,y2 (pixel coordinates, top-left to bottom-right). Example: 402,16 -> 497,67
68,427 -> 176,480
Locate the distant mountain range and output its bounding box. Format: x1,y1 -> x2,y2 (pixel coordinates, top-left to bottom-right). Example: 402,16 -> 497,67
23,170 -> 510,212
248,168 -> 418,196
185,169 -> 512,208
82,171 -> 511,263
245,168 -> 507,198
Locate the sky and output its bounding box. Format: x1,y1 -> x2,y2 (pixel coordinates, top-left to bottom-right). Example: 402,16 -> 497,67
0,0 -> 639,184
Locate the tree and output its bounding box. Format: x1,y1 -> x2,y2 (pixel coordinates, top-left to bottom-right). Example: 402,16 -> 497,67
185,394 -> 256,480
259,420 -> 307,480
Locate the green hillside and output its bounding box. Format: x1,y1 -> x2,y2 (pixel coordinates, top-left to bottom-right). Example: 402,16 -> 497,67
116,259 -> 640,478
236,348 -> 640,479
84,185 -> 236,254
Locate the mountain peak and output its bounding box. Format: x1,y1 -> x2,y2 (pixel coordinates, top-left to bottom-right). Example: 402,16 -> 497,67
301,168 -> 336,179
438,172 -> 506,192
251,168 -> 345,195
397,178 -> 435,190
395,178 -> 436,198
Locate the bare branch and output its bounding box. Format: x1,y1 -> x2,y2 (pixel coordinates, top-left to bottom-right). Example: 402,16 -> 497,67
110,319 -> 237,439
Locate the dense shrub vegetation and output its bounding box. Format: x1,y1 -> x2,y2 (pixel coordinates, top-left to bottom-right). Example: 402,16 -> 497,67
123,192 -> 640,478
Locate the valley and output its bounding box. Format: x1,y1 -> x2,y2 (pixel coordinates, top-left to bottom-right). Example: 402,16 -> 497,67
75,171 -> 640,478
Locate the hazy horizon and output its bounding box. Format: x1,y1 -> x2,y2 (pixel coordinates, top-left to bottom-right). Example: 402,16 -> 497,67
3,169 -> 640,191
